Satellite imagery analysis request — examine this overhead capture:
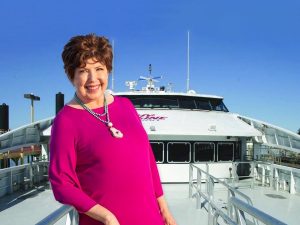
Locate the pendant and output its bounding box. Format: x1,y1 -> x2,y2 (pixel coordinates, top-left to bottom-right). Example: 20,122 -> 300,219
107,122 -> 123,138
109,127 -> 123,138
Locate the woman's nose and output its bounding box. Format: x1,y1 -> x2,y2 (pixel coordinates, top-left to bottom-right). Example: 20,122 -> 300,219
87,70 -> 97,81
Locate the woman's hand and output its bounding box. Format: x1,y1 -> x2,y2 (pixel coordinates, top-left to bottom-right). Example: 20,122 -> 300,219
161,210 -> 177,225
85,204 -> 120,225
157,196 -> 177,225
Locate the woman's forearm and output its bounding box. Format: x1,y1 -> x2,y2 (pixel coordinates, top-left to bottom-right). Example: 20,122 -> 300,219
85,204 -> 120,225
157,195 -> 169,214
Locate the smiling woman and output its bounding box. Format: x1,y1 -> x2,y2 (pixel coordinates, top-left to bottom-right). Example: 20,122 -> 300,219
62,35 -> 113,109
48,34 -> 177,225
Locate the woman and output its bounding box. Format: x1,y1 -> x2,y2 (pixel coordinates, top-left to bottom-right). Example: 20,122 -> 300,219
49,34 -> 177,225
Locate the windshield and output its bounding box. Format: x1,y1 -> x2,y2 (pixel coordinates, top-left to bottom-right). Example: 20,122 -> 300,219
123,95 -> 229,112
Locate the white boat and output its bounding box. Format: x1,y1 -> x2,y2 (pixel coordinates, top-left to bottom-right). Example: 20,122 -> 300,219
1,71 -> 300,225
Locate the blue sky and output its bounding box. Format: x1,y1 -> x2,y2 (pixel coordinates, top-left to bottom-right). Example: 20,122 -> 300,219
0,0 -> 299,133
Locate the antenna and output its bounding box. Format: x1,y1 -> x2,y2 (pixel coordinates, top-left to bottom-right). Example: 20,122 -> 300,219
111,40 -> 115,91
186,31 -> 190,92
138,64 -> 162,92
149,64 -> 152,75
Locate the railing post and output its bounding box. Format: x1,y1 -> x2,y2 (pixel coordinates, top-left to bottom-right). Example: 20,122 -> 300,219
251,162 -> 255,189
282,179 -> 286,191
206,163 -> 209,195
189,164 -> 193,198
236,207 -> 250,225
206,162 -> 209,174
254,163 -> 258,179
274,168 -> 279,191
208,177 -> 214,225
227,189 -> 236,222
212,213 -> 218,225
29,162 -> 34,188
10,169 -> 13,194
37,163 -> 41,185
196,192 -> 201,210
196,168 -> 201,209
230,162 -> 238,187
269,164 -> 274,189
197,169 -> 201,191
66,208 -> 78,225
262,166 -> 265,186
290,171 -> 296,194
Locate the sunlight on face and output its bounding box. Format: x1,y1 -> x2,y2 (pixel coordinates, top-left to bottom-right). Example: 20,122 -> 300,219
73,58 -> 109,107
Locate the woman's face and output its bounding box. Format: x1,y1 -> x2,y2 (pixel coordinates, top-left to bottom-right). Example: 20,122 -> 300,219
73,58 -> 109,107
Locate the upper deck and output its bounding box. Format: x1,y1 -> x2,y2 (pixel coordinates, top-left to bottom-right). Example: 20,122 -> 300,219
115,73 -> 229,112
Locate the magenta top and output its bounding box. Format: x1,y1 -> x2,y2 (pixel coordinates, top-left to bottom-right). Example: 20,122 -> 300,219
49,96 -> 164,225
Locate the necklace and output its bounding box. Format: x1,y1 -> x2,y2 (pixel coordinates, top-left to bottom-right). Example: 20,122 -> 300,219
74,93 -> 123,138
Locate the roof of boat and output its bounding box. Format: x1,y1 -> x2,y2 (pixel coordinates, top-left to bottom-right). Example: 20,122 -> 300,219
111,90 -> 224,99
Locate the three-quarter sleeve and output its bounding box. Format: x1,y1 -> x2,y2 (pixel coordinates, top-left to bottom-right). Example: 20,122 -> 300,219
48,115 -> 97,213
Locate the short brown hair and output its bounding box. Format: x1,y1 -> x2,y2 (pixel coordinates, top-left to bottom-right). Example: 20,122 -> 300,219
62,34 -> 113,81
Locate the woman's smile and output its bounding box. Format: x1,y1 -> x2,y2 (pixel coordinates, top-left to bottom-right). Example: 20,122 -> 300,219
85,84 -> 101,92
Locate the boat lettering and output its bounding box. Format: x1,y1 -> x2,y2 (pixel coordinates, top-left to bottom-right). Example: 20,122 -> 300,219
139,114 -> 167,121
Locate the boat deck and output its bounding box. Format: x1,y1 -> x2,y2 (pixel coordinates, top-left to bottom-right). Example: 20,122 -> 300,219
1,182 -> 300,225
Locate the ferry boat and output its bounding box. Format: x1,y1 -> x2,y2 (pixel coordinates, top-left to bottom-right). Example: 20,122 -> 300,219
1,68 -> 300,225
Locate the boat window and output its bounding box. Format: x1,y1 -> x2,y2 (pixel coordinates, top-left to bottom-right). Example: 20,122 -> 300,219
210,99 -> 229,112
277,134 -> 290,147
292,139 -> 300,150
194,142 -> 215,162
123,95 -> 229,112
265,134 -> 277,145
196,100 -> 212,110
234,142 -> 241,161
217,143 -> 234,161
167,142 -> 191,163
179,99 -> 197,109
150,142 -> 164,163
130,97 -> 179,109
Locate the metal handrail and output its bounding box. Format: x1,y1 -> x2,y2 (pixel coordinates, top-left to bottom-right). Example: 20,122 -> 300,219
258,161 -> 300,174
36,205 -> 77,225
189,163 -> 258,225
189,164 -> 254,205
229,197 -> 287,225
0,161 -> 49,175
196,192 -> 237,225
0,164 -> 28,174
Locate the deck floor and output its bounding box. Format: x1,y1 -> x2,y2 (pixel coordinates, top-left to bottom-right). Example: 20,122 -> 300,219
1,182 -> 300,225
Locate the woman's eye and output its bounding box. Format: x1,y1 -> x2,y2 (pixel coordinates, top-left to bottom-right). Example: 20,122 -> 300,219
79,69 -> 87,73
96,67 -> 103,71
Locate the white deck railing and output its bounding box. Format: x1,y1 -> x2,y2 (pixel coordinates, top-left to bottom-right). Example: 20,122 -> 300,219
189,162 -> 287,225
0,161 -> 48,197
255,162 -> 300,194
2,160 -> 294,225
